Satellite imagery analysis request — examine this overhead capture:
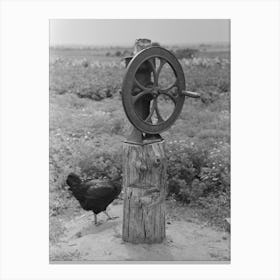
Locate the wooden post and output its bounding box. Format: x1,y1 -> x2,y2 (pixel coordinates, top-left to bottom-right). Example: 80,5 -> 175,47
122,39 -> 167,243
122,141 -> 167,243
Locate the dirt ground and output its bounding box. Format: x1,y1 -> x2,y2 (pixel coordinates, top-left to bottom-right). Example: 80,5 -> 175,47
50,202 -> 230,263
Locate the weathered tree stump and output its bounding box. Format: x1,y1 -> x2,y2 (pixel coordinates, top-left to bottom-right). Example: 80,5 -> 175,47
122,141 -> 167,243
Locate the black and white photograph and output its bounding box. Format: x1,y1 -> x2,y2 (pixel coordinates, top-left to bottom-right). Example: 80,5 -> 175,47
1,0 -> 280,279
49,19 -> 231,262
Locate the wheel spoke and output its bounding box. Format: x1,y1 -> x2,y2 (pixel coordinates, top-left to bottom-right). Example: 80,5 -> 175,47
154,58 -> 166,86
159,79 -> 178,93
134,78 -> 150,91
159,91 -> 178,105
132,88 -> 152,104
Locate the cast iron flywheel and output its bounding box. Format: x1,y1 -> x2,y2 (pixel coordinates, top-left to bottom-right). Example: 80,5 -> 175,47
122,46 -> 186,134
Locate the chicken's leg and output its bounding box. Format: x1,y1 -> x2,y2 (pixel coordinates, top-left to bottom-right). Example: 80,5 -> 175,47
93,213 -> 102,226
103,210 -> 119,220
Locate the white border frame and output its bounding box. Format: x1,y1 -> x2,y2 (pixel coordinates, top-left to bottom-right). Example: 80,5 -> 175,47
1,1 -> 280,280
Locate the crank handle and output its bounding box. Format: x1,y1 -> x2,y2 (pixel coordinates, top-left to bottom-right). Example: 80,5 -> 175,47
182,90 -> 201,98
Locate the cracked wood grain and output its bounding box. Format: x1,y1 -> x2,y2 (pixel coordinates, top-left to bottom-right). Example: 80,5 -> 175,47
122,140 -> 167,244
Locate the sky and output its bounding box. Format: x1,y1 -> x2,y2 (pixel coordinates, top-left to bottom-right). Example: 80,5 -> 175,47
49,19 -> 230,47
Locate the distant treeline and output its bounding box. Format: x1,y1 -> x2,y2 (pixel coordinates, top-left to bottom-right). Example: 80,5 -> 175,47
50,43 -> 230,60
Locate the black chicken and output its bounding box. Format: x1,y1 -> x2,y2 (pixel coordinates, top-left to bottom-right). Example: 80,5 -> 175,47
66,173 -> 122,225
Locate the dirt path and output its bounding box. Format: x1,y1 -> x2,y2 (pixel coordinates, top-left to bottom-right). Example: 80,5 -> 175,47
50,203 -> 230,262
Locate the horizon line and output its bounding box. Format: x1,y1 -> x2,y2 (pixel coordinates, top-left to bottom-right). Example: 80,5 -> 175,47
49,41 -> 230,48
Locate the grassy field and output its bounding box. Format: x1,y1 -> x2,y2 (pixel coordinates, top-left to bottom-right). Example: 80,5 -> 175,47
49,45 -> 230,254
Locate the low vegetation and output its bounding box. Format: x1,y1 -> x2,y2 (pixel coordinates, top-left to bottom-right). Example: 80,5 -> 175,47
49,45 -> 230,235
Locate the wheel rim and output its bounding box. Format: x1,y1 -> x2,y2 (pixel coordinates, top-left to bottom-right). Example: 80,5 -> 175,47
122,46 -> 185,134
